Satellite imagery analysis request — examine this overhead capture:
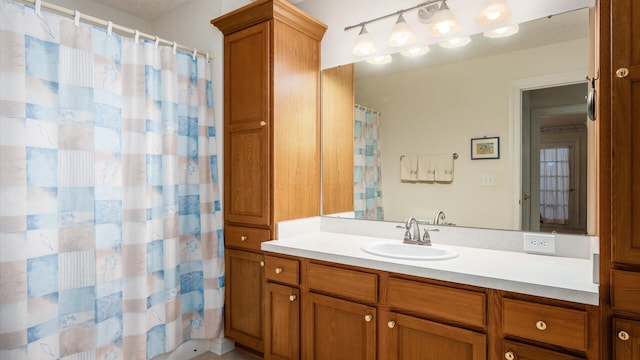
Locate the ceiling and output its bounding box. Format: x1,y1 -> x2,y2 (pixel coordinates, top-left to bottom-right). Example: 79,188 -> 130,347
92,0 -> 305,21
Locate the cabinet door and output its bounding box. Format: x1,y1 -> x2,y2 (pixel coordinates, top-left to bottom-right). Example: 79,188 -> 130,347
265,283 -> 299,360
380,312 -> 486,360
613,318 -> 640,360
611,0 -> 640,264
303,292 -> 376,360
502,340 -> 585,360
225,249 -> 264,351
224,21 -> 271,227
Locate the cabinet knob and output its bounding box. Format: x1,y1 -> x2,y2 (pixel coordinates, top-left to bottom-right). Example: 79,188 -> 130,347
259,261 -> 265,267
535,320 -> 547,331
240,235 -> 247,242
618,330 -> 630,341
387,321 -> 396,329
289,295 -> 297,302
616,67 -> 630,78
260,121 -> 267,127
504,351 -> 515,360
364,314 -> 373,322
275,267 -> 283,274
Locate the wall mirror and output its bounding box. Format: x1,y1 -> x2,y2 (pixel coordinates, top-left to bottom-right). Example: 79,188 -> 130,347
321,7 -> 595,235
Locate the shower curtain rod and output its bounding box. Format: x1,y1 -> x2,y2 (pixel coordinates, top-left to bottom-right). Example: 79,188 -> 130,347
17,0 -> 211,60
355,104 -> 381,115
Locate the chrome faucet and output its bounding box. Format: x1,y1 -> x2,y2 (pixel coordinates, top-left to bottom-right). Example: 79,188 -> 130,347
403,217 -> 421,243
421,228 -> 439,246
434,211 -> 447,225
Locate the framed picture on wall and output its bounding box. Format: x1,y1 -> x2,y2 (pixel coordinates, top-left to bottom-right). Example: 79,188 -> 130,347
471,136 -> 500,160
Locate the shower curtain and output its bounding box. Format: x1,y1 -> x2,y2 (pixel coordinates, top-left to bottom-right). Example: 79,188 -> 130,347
0,1 -> 224,359
354,106 -> 384,220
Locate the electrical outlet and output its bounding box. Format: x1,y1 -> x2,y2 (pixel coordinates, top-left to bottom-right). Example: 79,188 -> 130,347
523,233 -> 556,254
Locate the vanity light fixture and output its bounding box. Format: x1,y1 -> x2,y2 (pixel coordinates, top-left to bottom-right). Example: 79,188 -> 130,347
366,55 -> 392,64
352,25 -> 378,56
476,0 -> 512,24
388,13 -> 417,47
428,0 -> 461,37
484,24 -> 519,38
401,45 -> 430,57
438,36 -> 471,48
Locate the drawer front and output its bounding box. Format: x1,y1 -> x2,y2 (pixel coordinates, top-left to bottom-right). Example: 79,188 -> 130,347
386,277 -> 486,328
264,255 -> 299,286
503,299 -> 587,352
225,225 -> 271,251
611,269 -> 640,313
503,340 -> 585,360
306,262 -> 378,304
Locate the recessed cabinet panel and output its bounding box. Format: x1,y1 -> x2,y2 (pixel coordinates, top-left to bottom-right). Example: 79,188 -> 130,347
227,22 -> 269,126
303,292 -> 376,360
265,283 -> 299,360
226,127 -> 269,226
225,249 -> 264,351
613,318 -> 640,360
381,311 -> 486,360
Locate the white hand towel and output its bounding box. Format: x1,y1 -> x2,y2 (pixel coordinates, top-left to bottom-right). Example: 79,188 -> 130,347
400,156 -> 418,181
433,155 -> 454,182
417,155 -> 435,181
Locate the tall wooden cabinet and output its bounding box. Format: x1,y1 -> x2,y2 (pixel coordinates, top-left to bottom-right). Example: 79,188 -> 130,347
601,0 -> 640,358
211,0 -> 326,353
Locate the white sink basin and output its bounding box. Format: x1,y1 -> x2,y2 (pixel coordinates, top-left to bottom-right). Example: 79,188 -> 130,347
361,241 -> 458,260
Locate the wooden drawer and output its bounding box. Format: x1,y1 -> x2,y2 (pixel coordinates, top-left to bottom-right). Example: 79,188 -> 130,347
264,255 -> 299,286
225,225 -> 271,251
502,340 -> 585,360
306,262 -> 378,304
386,277 -> 486,328
611,269 -> 640,313
503,299 -> 587,352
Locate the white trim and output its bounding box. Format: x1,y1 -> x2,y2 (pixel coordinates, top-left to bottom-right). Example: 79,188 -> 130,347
508,70 -> 587,230
210,337 -> 235,355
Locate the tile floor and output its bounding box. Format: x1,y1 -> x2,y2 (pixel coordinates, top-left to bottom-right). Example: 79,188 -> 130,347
194,350 -> 259,360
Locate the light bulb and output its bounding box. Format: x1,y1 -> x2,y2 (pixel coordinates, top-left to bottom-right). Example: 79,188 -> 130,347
428,1 -> 461,37
476,0 -> 512,24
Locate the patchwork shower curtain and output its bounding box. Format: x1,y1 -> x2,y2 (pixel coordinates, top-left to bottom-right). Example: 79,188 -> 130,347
354,106 -> 383,220
0,1 -> 224,359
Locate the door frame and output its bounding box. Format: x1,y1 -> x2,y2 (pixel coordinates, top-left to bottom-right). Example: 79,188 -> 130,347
508,70 -> 587,230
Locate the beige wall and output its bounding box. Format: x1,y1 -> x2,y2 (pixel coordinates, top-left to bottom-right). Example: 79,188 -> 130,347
355,38 -> 589,229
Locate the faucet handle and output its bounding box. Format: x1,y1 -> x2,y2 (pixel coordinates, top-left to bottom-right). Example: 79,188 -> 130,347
396,225 -> 412,242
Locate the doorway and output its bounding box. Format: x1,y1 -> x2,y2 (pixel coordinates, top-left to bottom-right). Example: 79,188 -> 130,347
521,84 -> 588,234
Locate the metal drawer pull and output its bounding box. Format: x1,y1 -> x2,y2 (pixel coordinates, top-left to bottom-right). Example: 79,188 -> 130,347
618,330 -> 630,341
536,320 -> 547,331
260,121 -> 267,126
387,321 -> 396,329
289,295 -> 296,302
275,267 -> 283,274
504,351 -> 515,360
616,68 -> 629,78
240,235 -> 247,242
364,314 -> 372,322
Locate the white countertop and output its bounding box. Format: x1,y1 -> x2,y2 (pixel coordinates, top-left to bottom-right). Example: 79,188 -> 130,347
261,231 -> 599,305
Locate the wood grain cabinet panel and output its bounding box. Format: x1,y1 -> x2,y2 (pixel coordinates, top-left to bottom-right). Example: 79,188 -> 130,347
380,311 -> 486,360
225,249 -> 265,351
303,292 -> 376,360
502,340 -> 585,360
306,262 -> 378,304
613,318 -> 640,360
225,225 -> 271,251
265,283 -> 300,360
503,299 -> 587,352
611,270 -> 640,313
264,255 -> 299,286
386,277 -> 486,328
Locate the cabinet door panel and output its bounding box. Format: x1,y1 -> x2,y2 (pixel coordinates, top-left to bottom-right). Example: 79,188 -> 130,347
265,283 -> 299,360
611,0 -> 640,265
381,312 -> 486,360
225,249 -> 264,351
613,318 -> 640,360
303,292 -> 376,360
